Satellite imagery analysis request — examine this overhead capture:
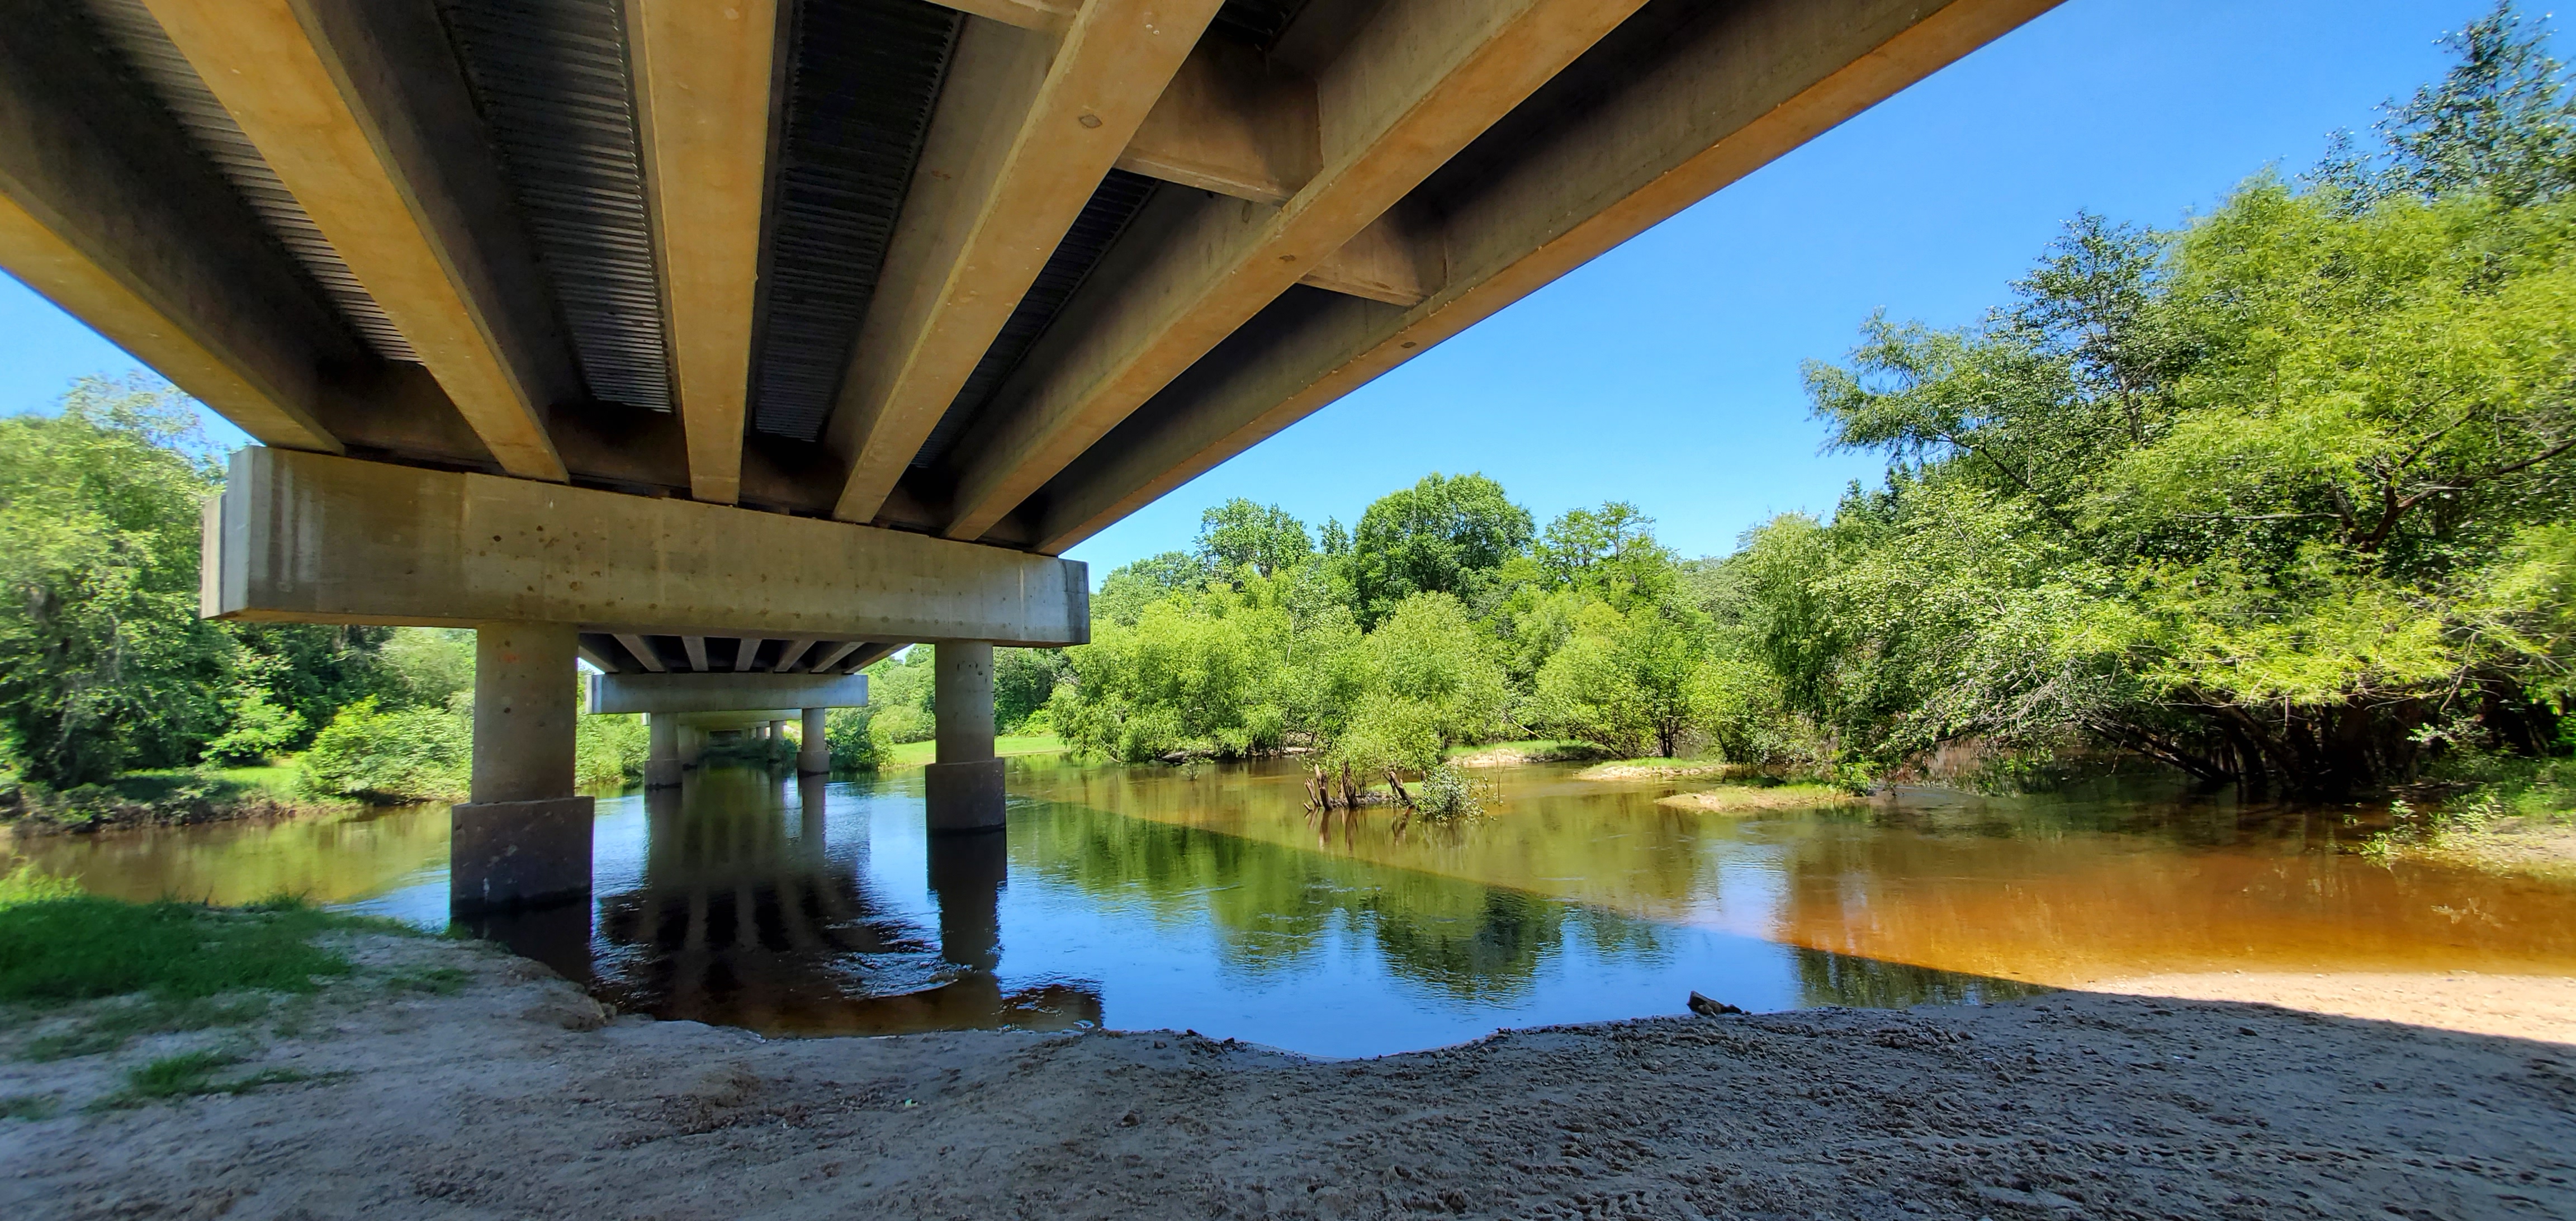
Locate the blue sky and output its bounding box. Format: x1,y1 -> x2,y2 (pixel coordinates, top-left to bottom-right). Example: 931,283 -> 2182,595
0,0 -> 2497,575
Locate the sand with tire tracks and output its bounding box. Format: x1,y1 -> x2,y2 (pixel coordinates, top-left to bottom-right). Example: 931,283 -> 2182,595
2,934 -> 2570,1220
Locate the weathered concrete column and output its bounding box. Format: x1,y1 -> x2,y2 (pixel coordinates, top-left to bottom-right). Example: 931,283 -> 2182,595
677,723 -> 705,768
452,623 -> 594,914
798,707 -> 829,774
924,642 -> 1003,833
767,718 -> 787,745
645,713 -> 682,788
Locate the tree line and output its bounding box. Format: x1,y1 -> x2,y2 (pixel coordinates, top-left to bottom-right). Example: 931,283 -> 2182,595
2,5 -> 2568,802
1045,6 -> 2576,794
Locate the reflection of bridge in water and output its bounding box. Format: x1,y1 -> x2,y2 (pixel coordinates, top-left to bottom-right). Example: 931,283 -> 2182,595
500,768 -> 1098,1037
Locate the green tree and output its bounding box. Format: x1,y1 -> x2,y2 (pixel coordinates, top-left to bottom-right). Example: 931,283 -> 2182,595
1762,17 -> 2576,791
1349,472 -> 1533,627
2324,2 -> 2576,208
0,378 -> 233,784
1195,498 -> 1313,579
994,647 -> 1068,732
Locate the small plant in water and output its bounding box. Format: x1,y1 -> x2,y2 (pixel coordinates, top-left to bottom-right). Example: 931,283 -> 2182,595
1414,765 -> 1488,823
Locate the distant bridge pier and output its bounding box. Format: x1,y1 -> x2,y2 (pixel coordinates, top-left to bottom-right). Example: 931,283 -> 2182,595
799,708 -> 830,775
927,642 -> 1004,834
646,714 -> 683,789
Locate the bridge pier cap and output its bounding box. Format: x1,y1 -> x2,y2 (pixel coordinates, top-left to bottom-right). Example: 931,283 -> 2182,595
201,449 -> 1088,649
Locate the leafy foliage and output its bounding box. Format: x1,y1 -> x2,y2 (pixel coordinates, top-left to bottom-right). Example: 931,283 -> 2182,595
0,378 -> 233,784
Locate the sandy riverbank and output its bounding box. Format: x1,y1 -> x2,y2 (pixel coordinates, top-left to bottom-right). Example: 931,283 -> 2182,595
4,935 -> 2570,1219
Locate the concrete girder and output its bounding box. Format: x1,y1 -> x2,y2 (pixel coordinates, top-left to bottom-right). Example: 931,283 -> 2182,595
1027,0 -> 2063,553
935,0 -> 1655,541
823,0 -> 1224,526
141,0 -> 576,482
201,448 -> 1089,647
0,3 -> 351,455
627,0 -> 782,506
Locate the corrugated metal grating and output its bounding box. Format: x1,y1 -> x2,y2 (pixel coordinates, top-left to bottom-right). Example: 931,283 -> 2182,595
749,0 -> 960,441
438,0 -> 669,412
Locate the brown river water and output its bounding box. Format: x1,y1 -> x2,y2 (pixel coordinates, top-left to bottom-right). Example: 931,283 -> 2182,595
8,756 -> 2570,1057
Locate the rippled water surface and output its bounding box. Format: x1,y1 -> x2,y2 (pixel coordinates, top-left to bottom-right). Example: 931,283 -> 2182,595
13,756 -> 2573,1057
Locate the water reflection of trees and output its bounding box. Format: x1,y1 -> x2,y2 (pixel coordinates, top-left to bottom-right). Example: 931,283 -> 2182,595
1011,798 -> 1677,1003
590,770 -> 1100,1035
1793,948 -> 2052,1007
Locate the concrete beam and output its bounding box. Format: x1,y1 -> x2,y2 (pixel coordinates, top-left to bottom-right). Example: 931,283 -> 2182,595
0,3 -> 351,454
1114,37 -> 1318,209
672,710 -> 798,731
588,672 -> 868,716
1299,212 -> 1436,307
774,637 -> 820,673
804,641 -> 865,674
937,0 -> 1652,541
824,0 -> 1222,526
845,642 -> 908,672
1031,0 -> 2062,552
613,633 -> 667,673
627,0 -> 782,505
202,447 -> 1090,646
143,0 -> 575,482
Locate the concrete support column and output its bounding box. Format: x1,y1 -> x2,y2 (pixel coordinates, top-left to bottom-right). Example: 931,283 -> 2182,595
646,713 -> 682,788
925,642 -> 1003,833
677,724 -> 705,767
452,623 -> 594,914
798,707 -> 830,774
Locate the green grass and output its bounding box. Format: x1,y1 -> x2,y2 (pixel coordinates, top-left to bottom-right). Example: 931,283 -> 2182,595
0,890 -> 420,1059
1442,739 -> 1612,763
0,862 -> 83,908
0,893 -> 409,1009
92,1049 -> 333,1109
1,1092 -> 59,1120
883,733 -> 1064,768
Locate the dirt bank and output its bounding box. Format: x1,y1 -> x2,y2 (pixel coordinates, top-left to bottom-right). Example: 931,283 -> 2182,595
5,936 -> 2570,1219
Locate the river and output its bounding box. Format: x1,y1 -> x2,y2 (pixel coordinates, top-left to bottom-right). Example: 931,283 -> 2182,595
10,756 -> 2572,1057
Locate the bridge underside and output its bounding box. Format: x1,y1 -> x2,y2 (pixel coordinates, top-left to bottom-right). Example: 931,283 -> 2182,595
1,0 -> 2057,912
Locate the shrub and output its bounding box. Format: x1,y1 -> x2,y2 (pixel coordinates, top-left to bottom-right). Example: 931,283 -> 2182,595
301,697 -> 643,801
1414,764 -> 1487,822
298,698 -> 470,801
825,706 -> 881,770
575,713 -> 647,788
872,704 -> 935,746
